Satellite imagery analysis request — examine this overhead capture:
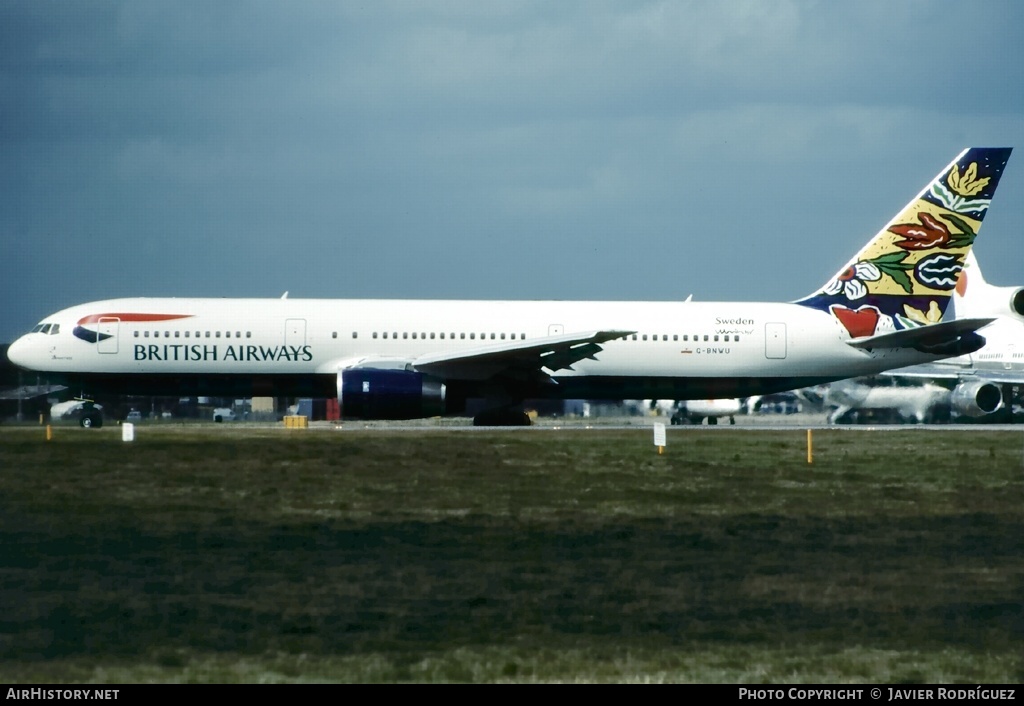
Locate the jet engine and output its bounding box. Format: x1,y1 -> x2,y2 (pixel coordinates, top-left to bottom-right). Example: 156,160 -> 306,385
950,380 -> 1003,418
1010,288 -> 1024,318
337,369 -> 447,420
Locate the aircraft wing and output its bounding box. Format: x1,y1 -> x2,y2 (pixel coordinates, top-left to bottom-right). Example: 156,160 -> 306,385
884,364 -> 1024,385
0,384 -> 67,400
412,330 -> 634,382
846,317 -> 994,352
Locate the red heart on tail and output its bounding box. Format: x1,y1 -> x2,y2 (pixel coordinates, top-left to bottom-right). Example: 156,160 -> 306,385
831,306 -> 880,338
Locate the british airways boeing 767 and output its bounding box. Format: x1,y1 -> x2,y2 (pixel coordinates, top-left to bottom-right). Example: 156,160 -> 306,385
7,148 -> 1013,426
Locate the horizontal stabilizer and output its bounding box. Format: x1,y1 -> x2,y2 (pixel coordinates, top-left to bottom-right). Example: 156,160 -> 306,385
847,317 -> 993,354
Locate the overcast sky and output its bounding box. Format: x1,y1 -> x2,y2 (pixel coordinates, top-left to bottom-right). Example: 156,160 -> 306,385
3,0 -> 1024,343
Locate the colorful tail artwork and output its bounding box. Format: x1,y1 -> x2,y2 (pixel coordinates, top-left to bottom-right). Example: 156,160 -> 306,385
797,147 -> 1012,339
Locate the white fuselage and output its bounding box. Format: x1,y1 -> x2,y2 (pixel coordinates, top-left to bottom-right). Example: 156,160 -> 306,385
8,296 -> 961,404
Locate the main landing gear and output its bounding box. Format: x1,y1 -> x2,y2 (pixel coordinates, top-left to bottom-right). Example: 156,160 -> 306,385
472,406 -> 532,426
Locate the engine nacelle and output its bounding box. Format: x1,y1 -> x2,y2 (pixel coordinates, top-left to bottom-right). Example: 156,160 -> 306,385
337,369 -> 446,420
1011,288 -> 1024,318
950,380 -> 1003,418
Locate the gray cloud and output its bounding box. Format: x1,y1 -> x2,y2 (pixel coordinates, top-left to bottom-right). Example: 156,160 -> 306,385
3,0 -> 1024,342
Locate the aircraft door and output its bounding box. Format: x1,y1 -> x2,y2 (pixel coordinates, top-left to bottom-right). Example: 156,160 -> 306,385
286,319 -> 307,347
764,322 -> 787,359
548,324 -> 564,336
98,317 -> 119,354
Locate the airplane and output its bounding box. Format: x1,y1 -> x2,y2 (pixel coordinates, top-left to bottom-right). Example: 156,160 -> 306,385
49,398 -> 104,424
6,147 -> 1014,428
824,377 -> 952,424
671,398 -> 743,425
883,249 -> 1024,419
631,398 -> 742,425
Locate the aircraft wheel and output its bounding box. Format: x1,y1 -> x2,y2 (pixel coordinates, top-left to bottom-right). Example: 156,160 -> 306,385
80,413 -> 103,429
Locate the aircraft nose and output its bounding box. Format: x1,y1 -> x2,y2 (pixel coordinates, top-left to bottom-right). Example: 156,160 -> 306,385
7,335 -> 33,370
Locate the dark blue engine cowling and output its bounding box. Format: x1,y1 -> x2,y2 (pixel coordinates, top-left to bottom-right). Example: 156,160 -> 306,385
337,369 -> 446,420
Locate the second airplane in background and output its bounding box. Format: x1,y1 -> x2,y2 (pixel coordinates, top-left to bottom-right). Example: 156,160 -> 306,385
6,147 -> 1014,426
884,250 -> 1024,419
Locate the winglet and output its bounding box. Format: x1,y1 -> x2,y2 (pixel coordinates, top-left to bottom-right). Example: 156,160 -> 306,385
796,148 -> 1012,340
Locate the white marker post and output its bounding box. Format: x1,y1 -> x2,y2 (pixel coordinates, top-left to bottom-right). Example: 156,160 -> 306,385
653,422 -> 666,455
122,422 -> 135,442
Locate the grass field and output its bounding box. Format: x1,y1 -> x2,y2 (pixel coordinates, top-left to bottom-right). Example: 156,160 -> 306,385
1,424 -> 1022,682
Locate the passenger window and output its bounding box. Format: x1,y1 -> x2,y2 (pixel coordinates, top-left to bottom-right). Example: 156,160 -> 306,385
134,331 -> 140,338
175,331 -> 180,338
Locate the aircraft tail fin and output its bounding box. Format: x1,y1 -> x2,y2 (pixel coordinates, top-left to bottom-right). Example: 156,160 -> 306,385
796,147 -> 1012,339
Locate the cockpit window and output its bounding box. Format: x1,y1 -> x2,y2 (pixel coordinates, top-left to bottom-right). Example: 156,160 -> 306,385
31,323 -> 61,334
